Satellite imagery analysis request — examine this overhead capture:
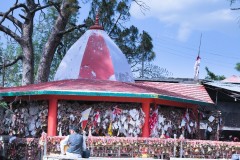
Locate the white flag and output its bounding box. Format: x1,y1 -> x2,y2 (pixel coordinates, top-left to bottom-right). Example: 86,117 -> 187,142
80,108 -> 92,122
194,56 -> 200,80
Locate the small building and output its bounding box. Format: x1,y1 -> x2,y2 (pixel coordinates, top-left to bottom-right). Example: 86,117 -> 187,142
203,76 -> 240,140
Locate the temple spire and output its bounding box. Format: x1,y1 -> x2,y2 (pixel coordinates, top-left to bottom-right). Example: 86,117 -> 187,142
90,12 -> 104,30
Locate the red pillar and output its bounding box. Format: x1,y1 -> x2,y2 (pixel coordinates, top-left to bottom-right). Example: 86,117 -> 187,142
142,101 -> 150,137
48,98 -> 58,136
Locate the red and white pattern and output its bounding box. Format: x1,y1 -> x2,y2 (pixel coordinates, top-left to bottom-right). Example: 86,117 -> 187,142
54,29 -> 134,82
194,55 -> 201,80
149,109 -> 158,137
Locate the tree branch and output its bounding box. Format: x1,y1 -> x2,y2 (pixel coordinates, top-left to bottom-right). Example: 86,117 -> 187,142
0,25 -> 23,44
0,12 -> 23,29
132,0 -> 149,14
19,14 -> 29,21
0,3 -> 29,25
108,13 -> 122,36
58,24 -> 86,35
231,8 -> 240,10
31,2 -> 61,13
0,55 -> 23,68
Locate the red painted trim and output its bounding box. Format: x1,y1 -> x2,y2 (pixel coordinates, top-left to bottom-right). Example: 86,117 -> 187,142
51,95 -> 154,103
154,99 -> 197,108
48,98 -> 58,136
3,95 -> 198,108
142,102 -> 150,137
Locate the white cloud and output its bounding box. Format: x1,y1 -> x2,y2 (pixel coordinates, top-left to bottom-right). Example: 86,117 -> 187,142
177,23 -> 192,42
130,0 -> 237,41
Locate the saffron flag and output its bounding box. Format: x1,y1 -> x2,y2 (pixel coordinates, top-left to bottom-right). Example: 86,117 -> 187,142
108,122 -> 113,136
149,109 -> 158,136
194,55 -> 201,80
80,108 -> 92,129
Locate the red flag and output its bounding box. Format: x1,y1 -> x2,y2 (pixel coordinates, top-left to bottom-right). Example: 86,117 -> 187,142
149,109 -> 158,136
112,106 -> 122,120
93,111 -> 100,126
113,106 -> 122,115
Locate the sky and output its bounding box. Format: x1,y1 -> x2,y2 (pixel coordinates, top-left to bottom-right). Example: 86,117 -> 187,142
129,0 -> 240,79
0,0 -> 240,79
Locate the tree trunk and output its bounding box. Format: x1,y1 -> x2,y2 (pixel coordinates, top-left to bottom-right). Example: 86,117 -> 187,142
21,3 -> 35,85
21,43 -> 34,85
36,1 -> 73,83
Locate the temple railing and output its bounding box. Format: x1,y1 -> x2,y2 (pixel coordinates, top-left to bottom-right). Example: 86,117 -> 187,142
3,136 -> 240,159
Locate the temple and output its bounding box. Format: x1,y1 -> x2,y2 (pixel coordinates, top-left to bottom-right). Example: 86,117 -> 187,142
2,15 -> 237,160
0,15 -> 214,138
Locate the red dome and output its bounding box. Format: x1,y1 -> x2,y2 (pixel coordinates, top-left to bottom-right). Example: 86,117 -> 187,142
54,20 -> 134,82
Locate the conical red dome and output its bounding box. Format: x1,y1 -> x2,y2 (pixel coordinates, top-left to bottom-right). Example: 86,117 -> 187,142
54,18 -> 134,82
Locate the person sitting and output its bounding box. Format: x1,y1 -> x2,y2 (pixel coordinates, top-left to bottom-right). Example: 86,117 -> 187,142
60,125 -> 86,158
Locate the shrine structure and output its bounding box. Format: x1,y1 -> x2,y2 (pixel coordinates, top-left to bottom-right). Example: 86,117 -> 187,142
0,15 -> 213,139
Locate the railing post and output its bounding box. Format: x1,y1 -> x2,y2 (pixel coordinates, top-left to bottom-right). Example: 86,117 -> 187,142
179,134 -> 184,158
173,134 -> 176,157
180,140 -> 183,158
44,140 -> 47,156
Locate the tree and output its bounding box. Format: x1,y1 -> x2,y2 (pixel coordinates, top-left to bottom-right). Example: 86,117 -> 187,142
138,31 -> 155,78
139,63 -> 172,79
0,42 -> 23,87
235,63 -> 240,72
0,0 -> 84,85
0,0 -> 168,86
205,67 -> 225,80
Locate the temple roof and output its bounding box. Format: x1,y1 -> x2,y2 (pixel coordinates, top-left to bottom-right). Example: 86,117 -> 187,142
222,75 -> 240,84
54,15 -> 134,82
0,79 -> 213,105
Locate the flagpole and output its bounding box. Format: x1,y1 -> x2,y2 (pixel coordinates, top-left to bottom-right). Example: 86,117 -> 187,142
194,33 -> 202,81
198,33 -> 202,57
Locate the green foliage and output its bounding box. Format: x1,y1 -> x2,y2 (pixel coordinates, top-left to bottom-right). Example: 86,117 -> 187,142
138,30 -> 155,62
205,67 -> 226,80
0,42 -> 22,87
235,63 -> 240,72
0,101 -> 7,109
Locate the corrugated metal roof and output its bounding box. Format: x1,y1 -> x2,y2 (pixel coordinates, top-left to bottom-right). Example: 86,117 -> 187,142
205,82 -> 240,93
0,79 -> 213,104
